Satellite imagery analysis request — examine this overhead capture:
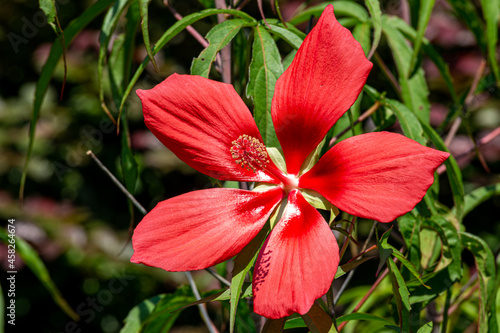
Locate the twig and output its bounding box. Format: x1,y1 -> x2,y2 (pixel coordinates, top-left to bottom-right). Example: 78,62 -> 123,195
444,60 -> 487,147
438,126 -> 500,175
205,267 -> 231,287
374,52 -> 401,96
164,1 -> 209,48
334,221 -> 377,305
185,271 -> 220,333
329,101 -> 381,147
87,151 -> 147,215
215,0 -> 232,84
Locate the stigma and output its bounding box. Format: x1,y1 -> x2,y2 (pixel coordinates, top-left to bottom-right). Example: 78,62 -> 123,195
230,135 -> 270,172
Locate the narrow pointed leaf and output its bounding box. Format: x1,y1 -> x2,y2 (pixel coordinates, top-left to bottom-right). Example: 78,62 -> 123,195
446,0 -> 486,52
266,23 -> 305,49
21,0 -> 116,200
364,0 -> 382,59
461,232 -> 496,333
39,0 -> 61,34
408,0 -> 435,76
247,25 -> 283,148
455,183 -> 500,217
289,1 -> 369,25
139,0 -> 158,71
0,229 -> 78,321
479,0 -> 500,82
120,295 -> 164,333
419,120 -> 464,220
385,98 -> 426,145
191,19 -> 254,78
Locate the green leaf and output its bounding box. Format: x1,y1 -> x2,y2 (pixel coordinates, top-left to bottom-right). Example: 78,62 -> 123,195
266,23 -> 305,49
336,312 -> 396,325
98,0 -> 132,114
39,0 -> 61,35
352,22 -> 371,56
419,120 -> 464,221
382,15 -> 430,123
191,19 -> 254,78
390,16 -> 457,103
21,0 -> 116,201
0,230 -> 78,321
118,8 -> 255,119
461,232 -> 497,333
397,213 -> 422,270
376,227 -> 393,276
416,321 -> 433,333
364,0 -> 382,59
289,1 -> 369,25
455,183 -> 500,217
300,302 -> 337,333
229,227 -> 268,333
422,216 -> 462,282
385,98 -> 426,145
137,286 -> 197,332
407,0 -> 436,77
120,295 -> 164,333
387,259 -> 411,331
139,0 -> 158,72
247,25 -> 283,148
386,244 -> 430,289
480,0 -> 500,82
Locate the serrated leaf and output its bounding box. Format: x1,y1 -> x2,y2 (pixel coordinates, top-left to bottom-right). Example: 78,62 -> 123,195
419,120 -> 464,221
139,0 -> 158,72
0,229 -> 78,321
382,16 -> 430,123
191,19 -> 254,78
247,25 -> 283,148
364,0 -> 382,59
21,0 -> 116,201
408,0 -> 435,77
385,98 -> 426,145
461,232 -> 496,333
289,1 -> 369,25
120,295 -> 164,333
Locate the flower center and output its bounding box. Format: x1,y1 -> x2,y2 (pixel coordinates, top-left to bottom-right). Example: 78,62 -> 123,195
230,135 -> 270,172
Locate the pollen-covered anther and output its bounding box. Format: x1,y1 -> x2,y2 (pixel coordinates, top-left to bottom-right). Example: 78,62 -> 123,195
230,134 -> 270,172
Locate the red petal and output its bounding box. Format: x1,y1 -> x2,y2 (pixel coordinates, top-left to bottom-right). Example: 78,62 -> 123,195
299,132 -> 450,222
138,74 -> 278,183
252,190 -> 339,319
272,5 -> 373,175
131,187 -> 283,271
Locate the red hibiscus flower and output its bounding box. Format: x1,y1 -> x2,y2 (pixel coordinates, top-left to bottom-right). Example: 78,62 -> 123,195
131,5 -> 449,319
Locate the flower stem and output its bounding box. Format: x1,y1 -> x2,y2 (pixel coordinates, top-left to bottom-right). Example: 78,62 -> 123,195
185,271 -> 220,333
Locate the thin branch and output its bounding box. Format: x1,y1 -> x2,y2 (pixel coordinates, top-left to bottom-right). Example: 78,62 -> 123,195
438,126 -> 500,175
164,1 -> 209,48
88,150 -> 224,332
87,151 -> 147,215
329,101 -> 381,147
215,0 -> 232,84
185,271 -> 220,333
373,52 -> 401,96
205,267 -> 231,287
